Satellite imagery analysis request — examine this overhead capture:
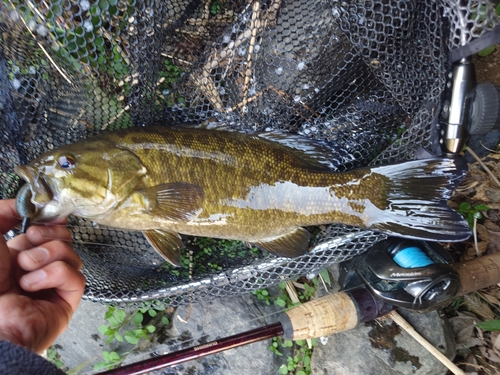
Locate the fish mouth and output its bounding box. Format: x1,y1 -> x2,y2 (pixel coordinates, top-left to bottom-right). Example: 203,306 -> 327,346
15,165 -> 54,206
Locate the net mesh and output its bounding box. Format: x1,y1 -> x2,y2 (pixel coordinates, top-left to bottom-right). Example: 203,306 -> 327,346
0,0 -> 498,306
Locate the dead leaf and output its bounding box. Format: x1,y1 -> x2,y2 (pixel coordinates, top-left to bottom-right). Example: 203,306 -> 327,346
464,351 -> 480,374
477,290 -> 500,308
466,241 -> 489,259
450,312 -> 483,349
486,186 -> 500,203
479,346 -> 500,363
485,221 -> 500,253
464,293 -> 496,321
487,153 -> 500,160
492,332 -> 500,355
477,224 -> 490,242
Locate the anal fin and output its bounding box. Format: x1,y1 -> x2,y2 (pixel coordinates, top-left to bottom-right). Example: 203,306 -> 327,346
253,228 -> 310,258
143,229 -> 183,266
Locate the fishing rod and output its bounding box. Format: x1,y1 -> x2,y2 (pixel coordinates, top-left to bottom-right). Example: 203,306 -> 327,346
99,238 -> 500,375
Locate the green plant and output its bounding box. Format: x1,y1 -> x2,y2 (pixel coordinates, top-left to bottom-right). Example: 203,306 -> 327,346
93,351 -> 124,371
253,273 -> 326,375
473,4 -> 500,57
210,0 -> 221,15
98,306 -> 157,345
476,320 -> 500,331
277,338 -> 317,375
252,288 -> 272,305
162,237 -> 264,279
46,346 -> 65,369
94,305 -> 171,370
458,202 -> 490,228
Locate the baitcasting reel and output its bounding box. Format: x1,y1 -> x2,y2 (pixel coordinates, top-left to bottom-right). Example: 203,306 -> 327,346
339,238 -> 461,312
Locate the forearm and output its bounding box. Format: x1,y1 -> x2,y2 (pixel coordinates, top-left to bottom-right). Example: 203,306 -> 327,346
0,339 -> 66,375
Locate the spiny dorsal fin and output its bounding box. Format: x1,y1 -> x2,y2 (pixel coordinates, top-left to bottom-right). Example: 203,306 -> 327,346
140,182 -> 204,222
253,227 -> 310,258
143,229 -> 183,266
255,131 -> 354,171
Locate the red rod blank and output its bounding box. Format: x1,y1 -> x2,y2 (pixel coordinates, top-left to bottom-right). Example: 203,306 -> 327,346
100,322 -> 284,375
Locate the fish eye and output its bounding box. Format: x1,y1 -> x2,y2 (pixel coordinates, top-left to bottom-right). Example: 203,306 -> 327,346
57,155 -> 76,169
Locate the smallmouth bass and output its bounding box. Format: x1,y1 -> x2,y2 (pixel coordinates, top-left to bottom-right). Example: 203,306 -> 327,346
15,127 -> 471,265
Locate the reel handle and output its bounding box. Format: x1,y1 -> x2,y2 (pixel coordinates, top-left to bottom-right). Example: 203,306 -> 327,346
279,287 -> 393,341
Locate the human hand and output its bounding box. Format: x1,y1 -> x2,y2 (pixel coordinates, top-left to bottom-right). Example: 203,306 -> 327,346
0,199 -> 86,353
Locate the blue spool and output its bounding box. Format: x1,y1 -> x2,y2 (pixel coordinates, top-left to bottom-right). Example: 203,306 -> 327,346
392,246 -> 434,268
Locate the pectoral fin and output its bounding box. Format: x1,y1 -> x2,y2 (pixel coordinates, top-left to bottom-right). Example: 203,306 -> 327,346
140,182 -> 204,221
253,228 -> 310,258
143,229 -> 183,266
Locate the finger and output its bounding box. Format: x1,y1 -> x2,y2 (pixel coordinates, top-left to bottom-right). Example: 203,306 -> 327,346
8,223 -> 72,252
20,261 -> 86,313
25,223 -> 72,245
0,199 -> 20,234
18,240 -> 83,272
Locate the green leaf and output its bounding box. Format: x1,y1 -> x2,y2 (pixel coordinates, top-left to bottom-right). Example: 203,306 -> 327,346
297,371 -> 306,375
93,361 -> 110,370
148,309 -> 157,317
146,325 -> 156,333
319,268 -> 331,286
475,204 -> 490,211
279,364 -> 288,374
478,45 -> 496,57
476,320 -> 500,331
109,352 -> 121,361
295,339 -> 306,346
114,309 -> 126,324
124,331 -> 139,344
275,298 -> 286,307
114,332 -> 123,342
98,325 -> 110,334
133,312 -> 144,326
303,354 -> 311,366
282,340 -> 293,348
108,316 -> 120,327
459,201 -> 471,212
161,316 -> 170,325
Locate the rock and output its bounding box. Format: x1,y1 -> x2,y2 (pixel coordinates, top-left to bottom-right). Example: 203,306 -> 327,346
121,291 -> 289,374
54,263 -> 457,375
53,299 -> 135,372
310,265 -> 456,375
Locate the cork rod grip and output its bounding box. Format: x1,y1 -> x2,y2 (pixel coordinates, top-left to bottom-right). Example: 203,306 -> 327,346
278,291 -> 359,340
453,252 -> 500,296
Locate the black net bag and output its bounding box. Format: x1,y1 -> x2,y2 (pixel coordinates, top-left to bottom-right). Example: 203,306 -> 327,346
1,0 -> 498,306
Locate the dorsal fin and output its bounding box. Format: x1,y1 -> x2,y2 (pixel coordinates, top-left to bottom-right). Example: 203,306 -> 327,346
254,132 -> 354,172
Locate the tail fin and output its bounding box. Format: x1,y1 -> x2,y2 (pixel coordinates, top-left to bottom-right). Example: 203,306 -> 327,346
368,157 -> 471,242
